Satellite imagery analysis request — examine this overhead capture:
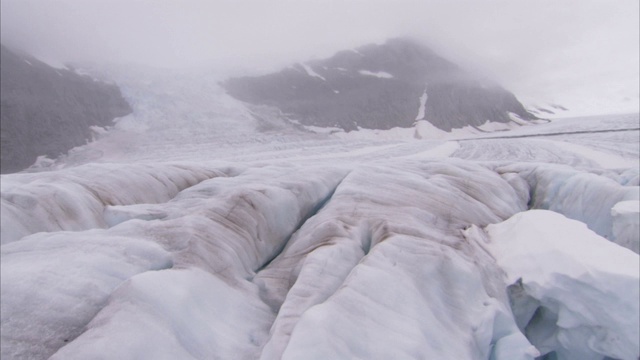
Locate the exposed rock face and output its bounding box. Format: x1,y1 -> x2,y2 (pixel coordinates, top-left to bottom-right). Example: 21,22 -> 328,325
0,45 -> 132,173
223,38 -> 537,131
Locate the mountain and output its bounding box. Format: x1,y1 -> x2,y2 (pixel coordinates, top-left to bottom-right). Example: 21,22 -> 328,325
0,39 -> 638,360
0,45 -> 132,174
0,49 -> 638,359
223,38 -> 538,132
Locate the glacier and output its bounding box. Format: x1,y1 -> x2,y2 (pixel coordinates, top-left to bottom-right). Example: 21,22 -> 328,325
0,65 -> 638,360
471,210 -> 639,359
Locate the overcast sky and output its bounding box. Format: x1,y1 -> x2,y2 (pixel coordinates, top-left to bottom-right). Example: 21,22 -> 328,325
1,0 -> 638,112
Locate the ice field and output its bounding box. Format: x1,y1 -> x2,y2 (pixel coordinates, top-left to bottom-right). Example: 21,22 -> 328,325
1,68 -> 639,359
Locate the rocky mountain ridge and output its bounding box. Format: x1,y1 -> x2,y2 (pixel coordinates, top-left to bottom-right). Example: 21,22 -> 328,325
0,45 -> 132,173
223,38 -> 539,132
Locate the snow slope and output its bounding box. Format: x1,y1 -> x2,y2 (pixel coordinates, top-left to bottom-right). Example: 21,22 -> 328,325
1,64 -> 638,360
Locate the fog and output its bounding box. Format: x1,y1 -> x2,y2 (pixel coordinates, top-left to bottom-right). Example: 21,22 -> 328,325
1,0 -> 638,111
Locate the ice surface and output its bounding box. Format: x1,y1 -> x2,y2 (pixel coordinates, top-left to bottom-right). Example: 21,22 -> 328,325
2,163 -> 346,359
1,64 -> 638,359
611,200 -> 640,253
497,163 -> 640,252
551,141 -> 639,169
1,232 -> 172,359
0,163 -> 229,244
51,268 -> 274,360
2,159 -> 545,359
475,210 -> 639,360
256,160 -> 534,359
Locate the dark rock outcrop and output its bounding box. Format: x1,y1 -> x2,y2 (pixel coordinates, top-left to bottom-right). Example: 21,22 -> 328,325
223,38 -> 537,131
1,45 -> 132,173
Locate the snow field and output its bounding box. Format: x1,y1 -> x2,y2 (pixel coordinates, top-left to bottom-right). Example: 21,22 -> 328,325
0,88 -> 638,360
2,159 -> 540,359
2,153 -> 638,360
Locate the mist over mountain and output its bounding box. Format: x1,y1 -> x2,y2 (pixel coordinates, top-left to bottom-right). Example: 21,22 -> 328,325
0,45 -> 131,173
223,38 -> 538,132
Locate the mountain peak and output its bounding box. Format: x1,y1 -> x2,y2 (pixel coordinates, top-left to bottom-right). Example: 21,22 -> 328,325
223,39 -> 537,132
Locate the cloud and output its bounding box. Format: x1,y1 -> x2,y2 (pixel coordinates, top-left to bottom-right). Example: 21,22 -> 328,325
1,0 -> 638,109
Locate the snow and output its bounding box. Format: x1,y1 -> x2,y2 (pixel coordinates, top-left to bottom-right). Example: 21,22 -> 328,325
413,120 -> 524,140
303,124 -> 343,134
414,119 -> 449,139
455,137 -> 636,169
51,268 -> 274,360
476,120 -> 519,132
508,112 -> 532,125
89,125 -> 109,136
551,140 -> 639,169
521,93 -> 640,120
1,64 -> 638,359
256,160 -> 533,359
311,119 -> 519,142
280,243 -> 537,359
358,69 -> 394,78
300,63 -> 326,81
73,67 -> 103,81
474,210 -> 639,360
0,163 -> 229,244
611,200 -> 640,253
466,113 -> 639,141
497,163 -> 640,252
402,141 -> 460,159
333,126 -> 416,140
28,155 -> 56,169
415,87 -> 428,120
30,54 -> 69,70
1,232 -> 173,359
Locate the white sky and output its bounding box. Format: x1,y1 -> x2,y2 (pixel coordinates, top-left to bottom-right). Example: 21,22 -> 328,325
1,0 -> 639,113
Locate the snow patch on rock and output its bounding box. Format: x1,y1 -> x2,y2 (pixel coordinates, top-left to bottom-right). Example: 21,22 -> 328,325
358,70 -> 393,79
300,63 -> 326,81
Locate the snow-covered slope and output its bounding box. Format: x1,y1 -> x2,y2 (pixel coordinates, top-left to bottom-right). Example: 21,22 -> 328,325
1,60 -> 638,360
